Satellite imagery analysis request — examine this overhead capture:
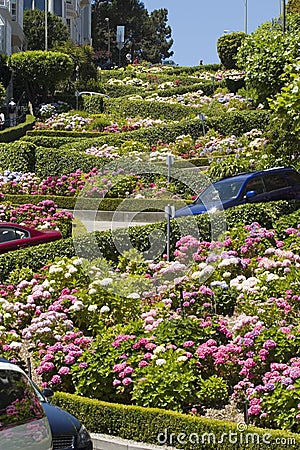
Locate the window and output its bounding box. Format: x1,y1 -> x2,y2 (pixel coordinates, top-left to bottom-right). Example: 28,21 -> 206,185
243,177 -> 265,195
0,369 -> 44,428
285,170 -> 300,185
263,174 -> 288,192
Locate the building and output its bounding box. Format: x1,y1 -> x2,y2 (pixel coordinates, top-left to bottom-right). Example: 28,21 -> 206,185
0,0 -> 25,54
0,0 -> 91,55
24,0 -> 91,46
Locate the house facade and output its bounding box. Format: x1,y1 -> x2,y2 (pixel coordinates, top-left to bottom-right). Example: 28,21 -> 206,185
0,0 -> 91,55
0,0 -> 25,54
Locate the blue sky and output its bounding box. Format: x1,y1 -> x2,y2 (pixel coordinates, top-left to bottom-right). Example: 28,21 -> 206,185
142,0 -> 281,66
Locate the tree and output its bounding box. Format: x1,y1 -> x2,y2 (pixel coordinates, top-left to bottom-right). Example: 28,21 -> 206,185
92,0 -> 173,65
287,0 -> 300,14
141,9 -> 173,63
236,17 -> 300,105
217,32 -> 247,69
23,9 -> 70,50
54,42 -> 98,84
9,51 -> 74,106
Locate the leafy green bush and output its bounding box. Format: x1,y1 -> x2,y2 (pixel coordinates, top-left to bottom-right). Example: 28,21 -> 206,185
82,94 -> 104,114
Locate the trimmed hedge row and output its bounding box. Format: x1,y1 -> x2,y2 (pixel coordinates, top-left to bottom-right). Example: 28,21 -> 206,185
5,195 -> 189,212
21,135 -> 79,148
0,200 -> 299,282
53,392 -> 300,450
0,115 -> 35,143
0,140 -> 36,172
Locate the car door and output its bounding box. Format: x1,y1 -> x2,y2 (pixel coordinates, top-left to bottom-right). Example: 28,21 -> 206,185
241,176 -> 267,203
263,172 -> 293,201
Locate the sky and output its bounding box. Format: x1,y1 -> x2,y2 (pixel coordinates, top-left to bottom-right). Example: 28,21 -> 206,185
142,0 -> 282,66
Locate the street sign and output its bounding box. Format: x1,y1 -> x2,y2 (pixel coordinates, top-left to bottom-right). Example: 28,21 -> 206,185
116,42 -> 124,50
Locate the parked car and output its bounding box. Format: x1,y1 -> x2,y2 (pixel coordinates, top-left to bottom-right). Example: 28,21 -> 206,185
0,358 -> 93,450
175,167 -> 300,217
34,386 -> 93,450
0,358 -> 53,450
0,223 -> 62,253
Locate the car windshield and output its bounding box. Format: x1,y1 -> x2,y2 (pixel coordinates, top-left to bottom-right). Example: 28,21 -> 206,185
196,179 -> 245,204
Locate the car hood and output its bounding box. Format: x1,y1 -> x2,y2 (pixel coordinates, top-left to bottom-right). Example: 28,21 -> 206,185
42,401 -> 81,435
175,201 -> 226,217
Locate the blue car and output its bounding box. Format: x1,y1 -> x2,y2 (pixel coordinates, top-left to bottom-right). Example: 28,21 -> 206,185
175,167 -> 300,217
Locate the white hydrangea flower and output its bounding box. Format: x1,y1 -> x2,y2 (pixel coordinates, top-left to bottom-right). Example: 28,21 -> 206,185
155,358 -> 166,366
100,305 -> 110,314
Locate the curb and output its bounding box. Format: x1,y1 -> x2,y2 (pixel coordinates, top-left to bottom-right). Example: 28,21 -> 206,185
91,433 -> 176,450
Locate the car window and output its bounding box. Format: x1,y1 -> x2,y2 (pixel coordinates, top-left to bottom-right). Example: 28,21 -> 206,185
198,179 -> 245,203
0,369 -> 45,429
263,174 -> 288,191
0,228 -> 29,243
285,171 -> 300,185
243,177 -> 265,194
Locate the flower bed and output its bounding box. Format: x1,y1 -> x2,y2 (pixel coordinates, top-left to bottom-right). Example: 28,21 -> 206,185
1,211 -> 300,432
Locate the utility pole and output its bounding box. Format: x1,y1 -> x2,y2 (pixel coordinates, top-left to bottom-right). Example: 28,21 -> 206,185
244,0 -> 247,34
282,0 -> 286,33
45,0 -> 48,50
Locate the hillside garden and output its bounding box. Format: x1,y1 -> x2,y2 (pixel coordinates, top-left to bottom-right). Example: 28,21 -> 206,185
0,25 -> 300,447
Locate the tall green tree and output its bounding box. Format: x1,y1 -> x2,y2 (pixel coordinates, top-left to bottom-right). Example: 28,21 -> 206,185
92,0 -> 173,65
236,16 -> 300,105
23,9 -> 70,50
9,51 -> 74,105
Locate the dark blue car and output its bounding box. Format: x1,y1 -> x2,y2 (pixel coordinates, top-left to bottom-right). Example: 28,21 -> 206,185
175,167 -> 300,217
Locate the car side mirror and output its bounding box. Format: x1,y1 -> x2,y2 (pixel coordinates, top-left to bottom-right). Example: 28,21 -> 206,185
42,387 -> 54,398
245,190 -> 257,199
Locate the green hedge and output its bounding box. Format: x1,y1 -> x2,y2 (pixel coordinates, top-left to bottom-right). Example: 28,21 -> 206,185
0,200 -> 299,282
102,97 -> 200,121
21,135 -> 79,148
0,115 -> 35,143
53,392 -> 300,450
205,110 -> 271,135
34,146 -> 102,177
0,140 -> 36,172
4,195 -> 189,212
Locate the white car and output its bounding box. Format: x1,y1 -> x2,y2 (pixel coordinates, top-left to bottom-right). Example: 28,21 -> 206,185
0,358 -> 53,450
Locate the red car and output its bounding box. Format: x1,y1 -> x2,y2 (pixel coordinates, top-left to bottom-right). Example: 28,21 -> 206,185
0,223 -> 62,253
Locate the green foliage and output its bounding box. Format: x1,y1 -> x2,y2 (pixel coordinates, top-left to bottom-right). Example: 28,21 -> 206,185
53,392 -> 300,450
102,97 -> 198,121
23,9 -> 69,50
92,0 -> 173,65
217,32 -> 247,69
0,115 -> 35,143
269,60 -> 300,158
131,348 -> 198,412
9,51 -> 74,105
82,95 -> 105,114
0,139 -> 36,172
0,54 -> 11,88
287,0 -> 300,14
54,42 -> 98,84
197,376 -> 229,408
236,19 -> 300,104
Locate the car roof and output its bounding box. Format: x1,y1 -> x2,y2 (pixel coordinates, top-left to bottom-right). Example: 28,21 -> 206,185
0,359 -> 24,373
217,167 -> 296,183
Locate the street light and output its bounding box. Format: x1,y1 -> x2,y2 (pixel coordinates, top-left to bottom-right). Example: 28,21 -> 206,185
45,0 -> 48,50
105,17 -> 110,62
244,0 -> 247,34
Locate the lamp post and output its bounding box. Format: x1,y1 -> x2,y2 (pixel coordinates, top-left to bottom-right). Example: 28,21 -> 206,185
282,0 -> 286,33
105,17 -> 110,62
244,0 -> 247,33
45,0 -> 48,50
